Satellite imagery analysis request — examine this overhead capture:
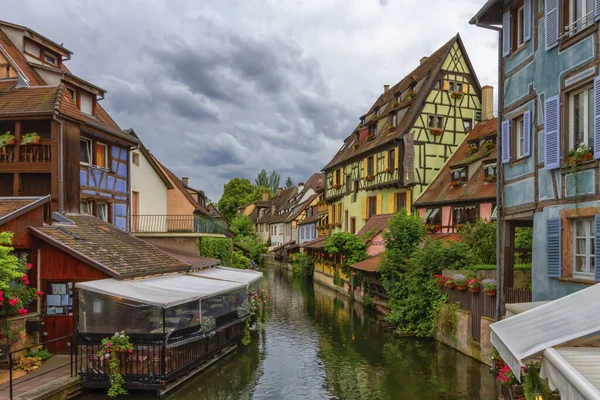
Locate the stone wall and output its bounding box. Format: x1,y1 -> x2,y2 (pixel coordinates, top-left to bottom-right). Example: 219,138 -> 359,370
5,314 -> 41,358
435,309 -> 493,367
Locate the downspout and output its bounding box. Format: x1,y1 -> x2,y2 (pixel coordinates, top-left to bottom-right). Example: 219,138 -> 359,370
473,20 -> 503,321
54,117 -> 65,212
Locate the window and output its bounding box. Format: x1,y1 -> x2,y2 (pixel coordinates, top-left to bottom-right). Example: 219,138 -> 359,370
569,86 -> 594,151
451,168 -> 467,183
392,112 -> 398,127
353,180 -> 359,202
453,206 -> 478,225
567,0 -> 595,35
463,119 -> 473,133
43,53 -> 58,66
484,163 -> 497,180
350,217 -> 356,234
338,205 -> 342,224
97,203 -> 109,222
388,149 -> 395,169
573,218 -> 595,278
375,108 -> 380,117
95,143 -> 108,168
335,169 -> 341,186
367,156 -> 374,176
80,138 -> 92,164
369,124 -> 377,136
344,210 -> 348,231
367,196 -> 377,219
132,152 -> 140,166
426,208 -> 441,225
395,192 -> 407,212
67,88 -> 76,101
514,115 -> 525,159
448,81 -> 463,92
46,282 -> 74,316
428,115 -> 444,128
80,201 -> 93,214
475,111 -> 482,121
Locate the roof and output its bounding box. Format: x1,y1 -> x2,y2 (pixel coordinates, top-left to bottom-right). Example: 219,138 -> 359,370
270,240 -> 295,253
541,347 -> 600,399
256,186 -> 298,224
0,20 -> 72,56
490,282 -> 600,381
206,204 -> 226,220
298,209 -> 320,225
426,233 -> 462,242
126,129 -> 174,190
323,34 -> 479,171
193,266 -> 263,286
356,214 -> 393,240
302,236 -> 328,249
414,118 -> 497,207
351,253 -> 383,273
152,156 -> 212,217
0,29 -> 45,86
304,172 -> 325,191
30,214 -> 193,279
0,196 -> 50,225
469,0 -> 503,26
155,246 -> 220,269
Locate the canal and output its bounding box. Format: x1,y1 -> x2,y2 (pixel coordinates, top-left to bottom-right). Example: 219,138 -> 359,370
165,266 -> 498,400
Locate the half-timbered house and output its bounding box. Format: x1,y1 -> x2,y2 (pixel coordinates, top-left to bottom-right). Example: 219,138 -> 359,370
0,20 -> 137,230
321,34 -> 482,234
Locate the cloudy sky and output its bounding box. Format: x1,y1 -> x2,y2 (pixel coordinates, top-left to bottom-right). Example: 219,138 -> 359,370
5,0 -> 498,201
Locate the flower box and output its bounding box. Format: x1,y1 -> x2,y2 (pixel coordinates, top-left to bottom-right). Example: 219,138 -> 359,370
352,143 -> 359,151
333,184 -> 341,189
451,91 -> 464,99
366,134 -> 376,142
568,152 -> 593,165
406,90 -> 415,101
385,167 -> 393,174
393,101 -> 399,108
466,144 -> 478,156
445,282 -> 455,288
22,133 -> 41,145
485,176 -> 497,183
482,142 -> 495,152
430,128 -> 443,135
456,284 -> 467,291
365,175 -> 375,181
449,180 -> 465,189
485,289 -> 496,296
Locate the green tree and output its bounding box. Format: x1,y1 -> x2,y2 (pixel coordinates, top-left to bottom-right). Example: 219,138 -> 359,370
324,232 -> 368,275
285,177 -> 293,188
269,171 -> 281,193
255,169 -> 269,188
230,215 -> 255,237
255,170 -> 281,193
217,178 -> 266,221
458,220 -> 496,265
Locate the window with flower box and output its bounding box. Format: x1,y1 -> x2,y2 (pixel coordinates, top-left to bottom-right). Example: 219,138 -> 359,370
451,168 -> 467,184
568,85 -> 594,152
428,115 -> 444,129
484,163 -> 497,181
425,208 -> 441,225
452,205 -> 478,226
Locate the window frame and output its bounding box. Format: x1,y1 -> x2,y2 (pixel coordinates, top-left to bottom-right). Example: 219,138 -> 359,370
515,115 -> 525,159
484,163 -> 497,180
367,196 -> 377,219
568,0 -> 595,35
452,205 -> 479,226
80,201 -> 93,215
572,217 -> 595,279
367,156 -> 374,176
451,168 -> 467,183
568,84 -> 594,152
80,138 -> 92,165
428,115 -> 444,129
97,203 -> 109,222
95,142 -> 109,169
392,112 -> 398,127
394,192 -> 407,212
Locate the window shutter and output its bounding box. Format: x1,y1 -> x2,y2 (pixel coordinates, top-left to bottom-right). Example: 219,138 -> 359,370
595,215 -> 600,282
462,83 -> 469,94
545,0 -> 559,50
594,75 -> 600,159
406,190 -> 412,215
363,159 -> 367,178
501,120 -> 511,164
443,81 -> 449,91
524,0 -> 532,42
388,193 -> 395,213
596,0 -> 600,21
502,10 -> 511,57
523,110 -> 531,157
546,218 -> 562,278
544,95 -> 561,169
376,195 -> 382,215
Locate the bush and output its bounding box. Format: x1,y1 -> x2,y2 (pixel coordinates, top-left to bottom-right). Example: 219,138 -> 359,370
362,294 -> 375,309
442,241 -> 478,270
235,235 -> 268,263
459,220 -> 496,264
324,232 -> 368,276
289,253 -> 314,279
437,302 -> 458,337
231,250 -> 251,269
230,214 -> 255,237
199,237 -> 233,266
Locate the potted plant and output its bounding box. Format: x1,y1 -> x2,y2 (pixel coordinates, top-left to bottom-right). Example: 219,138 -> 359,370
371,114 -> 378,121
430,127 -> 443,135
365,175 -> 375,181
385,167 -> 393,174
406,90 -> 415,101
433,274 -> 449,287
333,183 -> 341,189
466,143 -> 478,156
467,277 -> 481,293
393,101 -> 399,108
483,278 -> 497,296
444,278 -> 455,289
483,141 -> 495,152
453,274 -> 467,290
352,143 -> 359,151
21,132 -> 41,145
485,175 -> 497,183
491,348 -> 505,373
450,180 -> 465,189
567,143 -> 593,166
451,91 -> 464,99
0,131 -> 15,148
366,133 -> 376,141
496,365 -> 526,399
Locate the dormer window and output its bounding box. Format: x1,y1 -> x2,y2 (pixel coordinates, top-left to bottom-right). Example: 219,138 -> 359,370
375,108 -> 380,117
392,112 -> 398,127
451,168 -> 467,183
484,163 -> 497,182
44,53 -> 57,66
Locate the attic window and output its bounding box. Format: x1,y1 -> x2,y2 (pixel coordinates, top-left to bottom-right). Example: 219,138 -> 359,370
448,82 -> 463,92
428,116 -> 444,129
451,168 -> 467,183
369,124 -> 377,136
375,108 -> 380,117
484,163 -> 497,180
44,53 -> 57,66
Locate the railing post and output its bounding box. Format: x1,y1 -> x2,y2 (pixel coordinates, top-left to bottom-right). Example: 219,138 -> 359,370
9,352 -> 13,400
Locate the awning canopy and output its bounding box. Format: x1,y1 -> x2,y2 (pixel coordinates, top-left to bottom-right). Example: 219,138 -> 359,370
491,284 -> 600,381
191,266 -> 262,286
541,348 -> 600,400
491,206 -> 498,220
76,270 -> 255,308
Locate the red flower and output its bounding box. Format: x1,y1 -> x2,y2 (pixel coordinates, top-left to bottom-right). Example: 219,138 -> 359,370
27,263 -> 32,269
35,291 -> 44,296
9,298 -> 18,306
17,308 -> 27,315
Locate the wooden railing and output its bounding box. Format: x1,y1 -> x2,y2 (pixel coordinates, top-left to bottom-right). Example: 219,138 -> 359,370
504,287 -> 532,304
131,215 -> 228,235
0,141 -> 52,163
441,287 -> 497,342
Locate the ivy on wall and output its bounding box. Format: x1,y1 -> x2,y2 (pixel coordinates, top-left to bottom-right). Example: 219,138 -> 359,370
199,237 -> 233,266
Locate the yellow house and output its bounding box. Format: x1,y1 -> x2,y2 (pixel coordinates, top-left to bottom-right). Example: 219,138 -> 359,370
322,34 -> 482,234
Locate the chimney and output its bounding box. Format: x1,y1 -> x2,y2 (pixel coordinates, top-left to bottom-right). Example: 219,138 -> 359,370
181,177 -> 189,186
262,191 -> 269,201
276,187 -> 283,195
420,56 -> 429,65
297,182 -> 305,193
383,84 -> 390,93
481,85 -> 494,121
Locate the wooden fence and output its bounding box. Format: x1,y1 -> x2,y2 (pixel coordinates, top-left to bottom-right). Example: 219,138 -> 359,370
441,287 -> 497,342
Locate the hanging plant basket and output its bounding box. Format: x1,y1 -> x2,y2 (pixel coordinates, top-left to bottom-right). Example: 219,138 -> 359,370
430,128 -> 443,135
445,282 -> 456,289
451,91 -> 464,99
468,286 -> 481,293
456,284 -> 467,291
366,134 -> 376,142
485,289 -> 496,297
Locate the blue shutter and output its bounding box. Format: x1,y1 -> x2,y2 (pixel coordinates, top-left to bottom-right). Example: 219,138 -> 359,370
501,120 -> 511,164
594,75 -> 600,159
547,218 -> 562,278
544,95 -> 561,169
523,110 -> 531,157
595,215 -> 600,282
524,0 -> 532,42
596,0 -> 600,21
503,11 -> 511,57
545,0 -> 559,50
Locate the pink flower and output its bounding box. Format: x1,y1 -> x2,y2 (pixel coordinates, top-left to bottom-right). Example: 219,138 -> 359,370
128,349 -> 133,353
27,263 -> 32,269
17,309 -> 27,315
9,298 -> 18,306
35,291 -> 44,296
105,342 -> 111,348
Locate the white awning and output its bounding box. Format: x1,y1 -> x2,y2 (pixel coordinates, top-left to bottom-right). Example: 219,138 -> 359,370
429,208 -> 440,219
424,209 -> 433,220
490,283 -> 600,381
76,272 -> 248,308
491,206 -> 498,220
191,266 -> 263,286
541,348 -> 600,400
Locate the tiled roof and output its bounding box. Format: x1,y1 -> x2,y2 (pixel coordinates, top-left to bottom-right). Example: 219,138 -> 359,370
323,35 -> 463,171
0,80 -> 16,93
0,29 -> 45,86
304,173 -> 325,191
31,214 -> 192,279
155,246 -> 220,268
256,187 -> 298,224
0,83 -> 85,122
302,236 -> 328,249
0,196 -> 50,225
414,118 -> 497,206
351,253 -> 383,273
356,214 -> 393,240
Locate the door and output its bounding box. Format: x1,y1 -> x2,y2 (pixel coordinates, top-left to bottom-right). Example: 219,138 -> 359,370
43,281 -> 75,353
131,191 -> 139,232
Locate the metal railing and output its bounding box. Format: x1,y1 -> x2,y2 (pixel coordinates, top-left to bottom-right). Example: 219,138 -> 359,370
0,333 -> 77,400
562,10 -> 595,38
131,215 -> 228,235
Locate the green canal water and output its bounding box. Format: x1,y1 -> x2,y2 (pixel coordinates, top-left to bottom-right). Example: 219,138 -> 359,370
86,266 -> 498,399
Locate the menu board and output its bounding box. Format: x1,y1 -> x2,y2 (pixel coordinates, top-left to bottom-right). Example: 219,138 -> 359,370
46,282 -> 73,316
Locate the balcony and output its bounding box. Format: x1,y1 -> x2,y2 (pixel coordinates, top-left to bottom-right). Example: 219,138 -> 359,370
0,140 -> 52,171
131,215 -> 228,236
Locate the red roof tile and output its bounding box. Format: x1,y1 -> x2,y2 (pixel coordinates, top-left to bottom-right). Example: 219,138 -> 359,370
0,196 -> 49,224
356,214 -> 392,240
351,253 -> 383,272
